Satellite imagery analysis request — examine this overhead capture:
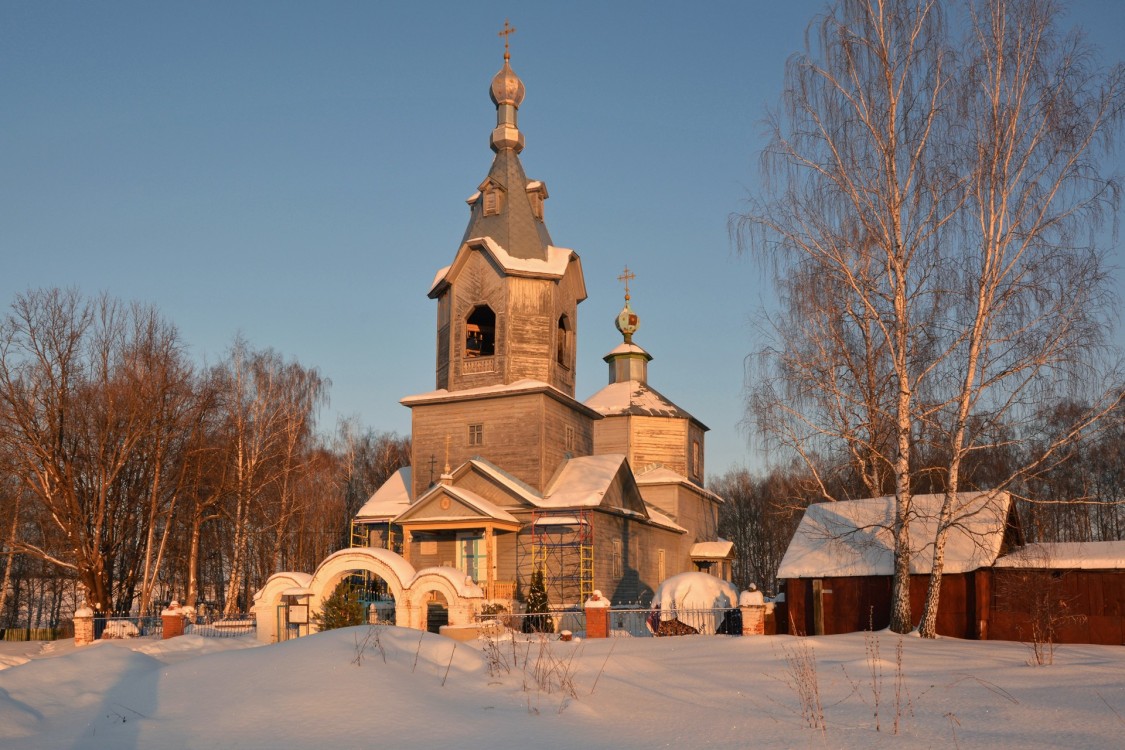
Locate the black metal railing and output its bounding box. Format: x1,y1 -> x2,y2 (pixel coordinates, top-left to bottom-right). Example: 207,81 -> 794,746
187,613 -> 256,638
94,614 -> 163,639
475,606 -> 743,637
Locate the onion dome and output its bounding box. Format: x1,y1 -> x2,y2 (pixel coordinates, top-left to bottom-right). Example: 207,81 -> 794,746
490,58 -> 525,108
616,301 -> 639,344
490,20 -> 525,153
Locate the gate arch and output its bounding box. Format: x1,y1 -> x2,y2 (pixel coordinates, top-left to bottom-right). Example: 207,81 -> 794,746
408,567 -> 485,630
253,572 -> 313,643
307,548 -> 416,632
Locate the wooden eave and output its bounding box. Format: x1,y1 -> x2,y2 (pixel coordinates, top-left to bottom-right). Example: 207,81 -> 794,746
401,379 -> 603,421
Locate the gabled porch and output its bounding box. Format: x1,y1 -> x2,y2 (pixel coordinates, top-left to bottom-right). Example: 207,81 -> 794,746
394,482 -> 523,602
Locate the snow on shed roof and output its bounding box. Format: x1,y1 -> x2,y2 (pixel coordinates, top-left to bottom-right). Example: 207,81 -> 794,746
354,467 -> 412,521
777,491 -> 1011,579
993,541 -> 1125,570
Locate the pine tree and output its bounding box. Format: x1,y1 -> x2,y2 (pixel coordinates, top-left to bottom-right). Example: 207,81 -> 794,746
522,568 -> 553,633
312,580 -> 364,631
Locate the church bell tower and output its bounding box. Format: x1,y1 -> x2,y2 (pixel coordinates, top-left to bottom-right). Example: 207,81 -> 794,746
427,22 -> 587,397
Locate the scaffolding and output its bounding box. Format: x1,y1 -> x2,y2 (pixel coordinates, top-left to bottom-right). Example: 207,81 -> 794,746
519,510 -> 594,607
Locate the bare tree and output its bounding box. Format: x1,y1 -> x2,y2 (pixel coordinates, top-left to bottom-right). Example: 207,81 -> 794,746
917,0 -> 1125,638
712,466 -> 807,595
0,289 -> 186,614
737,0 -> 960,633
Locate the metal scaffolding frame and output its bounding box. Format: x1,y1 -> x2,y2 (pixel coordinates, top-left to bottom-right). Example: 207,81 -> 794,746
519,509 -> 594,607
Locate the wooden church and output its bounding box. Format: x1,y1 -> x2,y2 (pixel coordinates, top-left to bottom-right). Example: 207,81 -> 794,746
351,29 -> 731,609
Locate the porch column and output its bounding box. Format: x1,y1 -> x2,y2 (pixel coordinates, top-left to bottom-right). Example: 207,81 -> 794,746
402,528 -> 413,564
485,524 -> 495,599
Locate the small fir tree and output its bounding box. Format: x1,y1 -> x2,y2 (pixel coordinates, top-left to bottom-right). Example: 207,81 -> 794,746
522,568 -> 553,633
312,580 -> 364,631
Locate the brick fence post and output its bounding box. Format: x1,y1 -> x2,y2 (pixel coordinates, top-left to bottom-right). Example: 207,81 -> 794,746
73,606 -> 95,646
584,590 -> 610,639
162,601 -> 186,639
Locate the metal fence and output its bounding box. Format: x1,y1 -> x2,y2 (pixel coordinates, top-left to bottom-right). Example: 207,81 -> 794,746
476,606 -> 743,638
94,614 -> 163,639
0,611 -> 258,642
604,607 -> 743,637
187,615 -> 256,638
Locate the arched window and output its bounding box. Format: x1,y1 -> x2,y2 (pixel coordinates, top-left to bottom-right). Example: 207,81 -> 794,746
556,314 -> 571,367
466,305 -> 496,358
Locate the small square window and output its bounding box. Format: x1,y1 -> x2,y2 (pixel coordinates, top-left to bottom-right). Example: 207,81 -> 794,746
469,423 -> 483,446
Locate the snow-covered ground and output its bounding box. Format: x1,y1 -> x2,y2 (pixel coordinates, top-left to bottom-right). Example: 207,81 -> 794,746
1,627 -> 1123,749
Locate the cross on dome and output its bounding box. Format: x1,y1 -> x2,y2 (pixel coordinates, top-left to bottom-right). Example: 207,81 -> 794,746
499,19 -> 516,60
615,266 -> 640,344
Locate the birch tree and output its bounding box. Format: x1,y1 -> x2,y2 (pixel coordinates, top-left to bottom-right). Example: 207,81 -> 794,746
917,0 -> 1125,638
738,0 -> 960,633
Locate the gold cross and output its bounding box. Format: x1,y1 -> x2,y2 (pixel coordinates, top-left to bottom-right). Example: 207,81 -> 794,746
617,266 -> 636,301
499,19 -> 517,60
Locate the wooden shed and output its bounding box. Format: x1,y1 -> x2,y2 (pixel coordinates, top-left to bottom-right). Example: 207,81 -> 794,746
777,492 -> 1021,638
988,542 -> 1125,646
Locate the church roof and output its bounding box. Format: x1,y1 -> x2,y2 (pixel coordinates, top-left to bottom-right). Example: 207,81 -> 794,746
635,464 -> 724,504
539,454 -> 633,509
428,236 -> 584,298
394,483 -> 520,525
460,148 -> 553,261
402,378 -> 602,418
584,380 -> 708,429
354,467 -> 412,521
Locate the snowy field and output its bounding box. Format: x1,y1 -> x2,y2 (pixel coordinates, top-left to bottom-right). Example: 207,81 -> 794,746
1,627 -> 1124,749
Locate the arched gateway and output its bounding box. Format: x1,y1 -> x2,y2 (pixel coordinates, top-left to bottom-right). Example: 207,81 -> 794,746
253,547 -> 484,642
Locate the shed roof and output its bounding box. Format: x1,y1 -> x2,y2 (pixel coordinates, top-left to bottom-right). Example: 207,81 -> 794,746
777,491 -> 1013,578
993,541 -> 1125,570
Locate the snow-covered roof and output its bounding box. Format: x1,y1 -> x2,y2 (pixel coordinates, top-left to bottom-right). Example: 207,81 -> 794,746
428,236 -> 578,296
395,484 -> 519,525
777,491 -> 1012,579
635,464 -> 724,504
455,458 -> 541,506
584,380 -> 706,428
993,541 -> 1125,570
539,454 -> 629,509
691,540 -> 735,559
402,379 -> 600,418
644,507 -> 687,534
604,342 -> 651,358
354,467 -> 412,521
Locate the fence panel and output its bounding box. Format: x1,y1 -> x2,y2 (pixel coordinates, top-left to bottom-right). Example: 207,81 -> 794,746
187,614 -> 256,638
475,606 -> 742,638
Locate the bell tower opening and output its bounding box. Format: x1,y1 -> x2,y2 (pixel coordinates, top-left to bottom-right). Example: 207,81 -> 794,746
466,305 -> 496,358
557,314 -> 572,368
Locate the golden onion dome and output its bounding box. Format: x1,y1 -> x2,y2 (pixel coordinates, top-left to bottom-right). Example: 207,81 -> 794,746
490,58 -> 525,108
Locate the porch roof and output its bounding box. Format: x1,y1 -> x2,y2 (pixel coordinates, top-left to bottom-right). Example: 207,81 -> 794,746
393,483 -> 520,527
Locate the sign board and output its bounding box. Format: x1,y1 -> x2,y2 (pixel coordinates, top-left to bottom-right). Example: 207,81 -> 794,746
288,604 -> 309,624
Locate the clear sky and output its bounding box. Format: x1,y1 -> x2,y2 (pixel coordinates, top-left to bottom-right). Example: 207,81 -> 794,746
3,1 -> 1123,479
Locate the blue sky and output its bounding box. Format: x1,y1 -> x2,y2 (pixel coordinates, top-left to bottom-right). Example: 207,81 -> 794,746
3,1 -> 1123,479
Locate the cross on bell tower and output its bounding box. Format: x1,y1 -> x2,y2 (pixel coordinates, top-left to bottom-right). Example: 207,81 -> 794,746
498,19 -> 516,60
